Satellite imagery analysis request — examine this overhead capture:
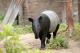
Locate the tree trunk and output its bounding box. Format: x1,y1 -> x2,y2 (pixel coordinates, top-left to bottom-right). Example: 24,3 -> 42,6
78,0 -> 80,22
66,0 -> 74,37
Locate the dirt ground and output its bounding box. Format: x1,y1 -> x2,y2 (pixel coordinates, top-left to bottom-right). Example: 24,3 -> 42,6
21,33 -> 80,53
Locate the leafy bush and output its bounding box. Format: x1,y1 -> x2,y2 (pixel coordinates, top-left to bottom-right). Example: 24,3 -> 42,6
0,24 -> 17,40
46,23 -> 80,49
0,15 -> 4,21
58,23 -> 67,32
0,48 -> 3,53
0,24 -> 16,36
4,36 -> 27,53
14,25 -> 32,34
0,24 -> 27,53
13,23 -> 67,35
47,36 -> 68,49
72,23 -> 80,40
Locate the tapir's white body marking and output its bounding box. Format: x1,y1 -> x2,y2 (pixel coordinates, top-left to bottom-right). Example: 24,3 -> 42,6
41,10 -> 60,32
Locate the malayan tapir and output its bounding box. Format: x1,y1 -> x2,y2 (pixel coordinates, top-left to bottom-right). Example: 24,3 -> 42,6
28,10 -> 60,49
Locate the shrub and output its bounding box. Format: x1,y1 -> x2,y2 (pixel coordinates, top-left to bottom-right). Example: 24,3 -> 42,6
0,24 -> 27,53
0,24 -> 16,40
49,23 -> 68,49
72,23 -> 80,40
4,36 -> 27,53
47,36 -> 68,49
58,23 -> 67,32
0,15 -> 4,21
14,25 -> 32,34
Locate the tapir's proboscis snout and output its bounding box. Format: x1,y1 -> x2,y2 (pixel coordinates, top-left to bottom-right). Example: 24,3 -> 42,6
28,18 -> 41,39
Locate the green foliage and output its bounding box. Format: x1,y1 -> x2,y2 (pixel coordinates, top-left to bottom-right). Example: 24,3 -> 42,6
26,49 -> 41,53
74,23 -> 80,31
0,24 -> 17,36
47,36 -> 68,49
0,48 -> 3,53
4,36 -> 27,53
25,49 -> 52,53
0,23 -> 79,53
58,23 -> 80,41
46,23 -> 80,49
14,25 -> 32,34
58,23 -> 67,32
72,23 -> 80,40
0,15 -> 4,21
13,23 -> 67,35
0,24 -> 27,53
0,24 -> 17,40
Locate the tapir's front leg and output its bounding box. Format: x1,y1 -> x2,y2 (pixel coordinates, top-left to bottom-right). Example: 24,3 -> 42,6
39,34 -> 46,49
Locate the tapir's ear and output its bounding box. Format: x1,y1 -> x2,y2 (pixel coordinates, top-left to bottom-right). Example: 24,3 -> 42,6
28,18 -> 33,22
39,16 -> 42,21
39,16 -> 42,23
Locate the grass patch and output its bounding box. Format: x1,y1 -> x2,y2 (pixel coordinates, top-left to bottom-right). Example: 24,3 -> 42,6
0,15 -> 4,21
13,23 -> 67,35
13,25 -> 32,34
58,23 -> 80,41
0,23 -> 80,52
0,24 -> 27,53
47,35 -> 68,49
72,23 -> 80,40
25,49 -> 52,53
47,23 -> 69,49
4,36 -> 27,53
59,23 -> 67,31
0,24 -> 18,40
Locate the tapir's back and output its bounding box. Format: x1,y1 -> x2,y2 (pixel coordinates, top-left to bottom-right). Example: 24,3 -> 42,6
41,10 -> 60,32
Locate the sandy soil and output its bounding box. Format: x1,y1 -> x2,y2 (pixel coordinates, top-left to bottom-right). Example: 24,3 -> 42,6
21,33 -> 80,53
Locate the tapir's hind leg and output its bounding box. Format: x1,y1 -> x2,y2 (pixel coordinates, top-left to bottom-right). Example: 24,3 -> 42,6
53,24 -> 60,38
46,33 -> 51,44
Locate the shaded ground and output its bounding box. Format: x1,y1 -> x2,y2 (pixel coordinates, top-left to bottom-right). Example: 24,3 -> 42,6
21,33 -> 80,53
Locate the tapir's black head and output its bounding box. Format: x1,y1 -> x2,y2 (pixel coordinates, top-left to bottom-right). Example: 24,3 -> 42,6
28,17 -> 41,39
